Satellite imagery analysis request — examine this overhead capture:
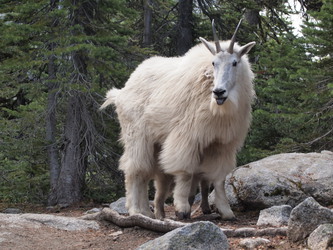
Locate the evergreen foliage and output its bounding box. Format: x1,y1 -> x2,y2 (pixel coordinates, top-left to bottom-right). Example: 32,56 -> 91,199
299,0 -> 333,150
239,0 -> 332,165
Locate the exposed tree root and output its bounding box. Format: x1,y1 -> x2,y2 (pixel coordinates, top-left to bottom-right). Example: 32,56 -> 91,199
82,208 -> 186,233
82,208 -> 288,237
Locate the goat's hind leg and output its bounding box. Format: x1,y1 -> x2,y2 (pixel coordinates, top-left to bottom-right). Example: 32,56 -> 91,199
154,172 -> 174,220
188,174 -> 201,207
123,169 -> 154,218
120,150 -> 155,218
200,179 -> 212,214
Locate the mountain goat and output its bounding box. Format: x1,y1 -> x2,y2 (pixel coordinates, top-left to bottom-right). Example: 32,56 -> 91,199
101,19 -> 256,220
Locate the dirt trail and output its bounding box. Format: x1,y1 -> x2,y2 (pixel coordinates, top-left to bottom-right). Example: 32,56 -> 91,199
0,204 -> 298,249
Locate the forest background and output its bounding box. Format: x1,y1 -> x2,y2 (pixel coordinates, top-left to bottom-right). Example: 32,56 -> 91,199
0,0 -> 332,207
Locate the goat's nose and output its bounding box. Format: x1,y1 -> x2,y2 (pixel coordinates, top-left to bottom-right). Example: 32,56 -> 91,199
213,89 -> 226,96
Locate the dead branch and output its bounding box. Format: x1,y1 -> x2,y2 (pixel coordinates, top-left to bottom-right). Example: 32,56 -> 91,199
222,226 -> 288,238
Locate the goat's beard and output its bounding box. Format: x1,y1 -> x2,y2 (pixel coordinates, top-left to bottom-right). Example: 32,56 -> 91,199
216,97 -> 227,105
210,96 -> 237,116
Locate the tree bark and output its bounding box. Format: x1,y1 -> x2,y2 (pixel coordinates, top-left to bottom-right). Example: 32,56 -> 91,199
46,0 -> 61,206
176,0 -> 193,55
46,52 -> 61,206
143,0 -> 153,47
55,93 -> 87,205
244,9 -> 260,26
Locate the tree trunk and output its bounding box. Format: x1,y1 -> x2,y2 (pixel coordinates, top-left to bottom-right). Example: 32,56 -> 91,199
143,0 -> 153,47
46,52 -> 61,206
54,93 -> 87,205
176,0 -> 193,55
48,0 -> 91,206
46,0 -> 61,206
245,9 -> 260,26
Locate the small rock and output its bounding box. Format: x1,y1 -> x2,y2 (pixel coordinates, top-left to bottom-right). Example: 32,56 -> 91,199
307,224 -> 333,250
110,231 -> 123,237
85,208 -> 102,214
58,203 -> 69,209
110,197 -> 128,215
257,205 -> 292,227
193,192 -> 202,204
137,221 -> 229,250
3,208 -> 22,214
239,238 -> 270,249
287,197 -> 333,243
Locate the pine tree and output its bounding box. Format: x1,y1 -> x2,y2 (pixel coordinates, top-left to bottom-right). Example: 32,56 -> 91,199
239,0 -> 333,164
0,0 -> 142,204
297,0 -> 333,150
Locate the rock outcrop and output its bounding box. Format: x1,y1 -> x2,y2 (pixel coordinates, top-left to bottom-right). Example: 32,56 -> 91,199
225,151 -> 333,210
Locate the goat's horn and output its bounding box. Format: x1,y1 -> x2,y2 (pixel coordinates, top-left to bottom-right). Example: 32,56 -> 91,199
228,18 -> 243,54
212,19 -> 222,53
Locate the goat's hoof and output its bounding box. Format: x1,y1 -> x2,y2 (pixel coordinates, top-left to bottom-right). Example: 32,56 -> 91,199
175,211 -> 191,220
201,208 -> 212,214
141,211 -> 155,219
154,212 -> 165,221
221,215 -> 236,221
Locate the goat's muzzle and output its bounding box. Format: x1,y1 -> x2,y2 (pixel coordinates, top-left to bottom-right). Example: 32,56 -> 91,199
213,89 -> 227,105
216,97 -> 227,105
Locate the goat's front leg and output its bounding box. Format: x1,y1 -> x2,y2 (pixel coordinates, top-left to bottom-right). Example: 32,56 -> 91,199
173,173 -> 193,220
213,179 -> 235,220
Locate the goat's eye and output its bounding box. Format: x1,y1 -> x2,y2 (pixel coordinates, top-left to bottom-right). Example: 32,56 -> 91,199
232,61 -> 237,67
212,62 -> 215,66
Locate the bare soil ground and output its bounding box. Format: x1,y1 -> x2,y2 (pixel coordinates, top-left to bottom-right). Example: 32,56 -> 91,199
0,203 -> 305,250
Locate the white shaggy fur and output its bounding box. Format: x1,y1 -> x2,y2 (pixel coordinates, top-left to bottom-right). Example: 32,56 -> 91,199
101,38 -> 255,220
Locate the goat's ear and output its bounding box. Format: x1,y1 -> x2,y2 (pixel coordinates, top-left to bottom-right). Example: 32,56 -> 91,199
199,37 -> 216,55
239,42 -> 256,57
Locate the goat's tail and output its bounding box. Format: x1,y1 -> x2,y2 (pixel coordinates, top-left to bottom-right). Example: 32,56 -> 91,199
99,88 -> 121,110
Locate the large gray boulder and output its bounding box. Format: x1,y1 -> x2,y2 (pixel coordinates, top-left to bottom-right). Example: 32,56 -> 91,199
137,221 -> 229,250
287,197 -> 333,243
225,151 -> 333,210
